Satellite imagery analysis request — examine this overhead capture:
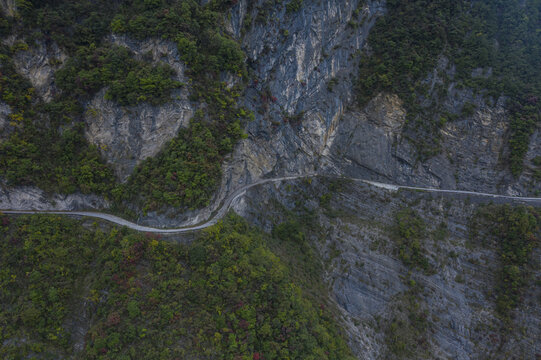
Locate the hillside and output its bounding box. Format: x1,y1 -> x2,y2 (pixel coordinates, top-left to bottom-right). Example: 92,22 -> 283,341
0,0 -> 540,359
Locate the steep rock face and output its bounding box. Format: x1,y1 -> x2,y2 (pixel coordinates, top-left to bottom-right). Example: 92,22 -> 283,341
233,177 -> 541,360
133,0 -> 385,227
518,128 -> 541,194
84,36 -> 194,181
0,101 -> 11,140
215,0 -> 384,198
0,182 -> 108,210
330,90 -> 540,196
220,1 -> 540,201
10,40 -> 67,102
329,93 -> 519,193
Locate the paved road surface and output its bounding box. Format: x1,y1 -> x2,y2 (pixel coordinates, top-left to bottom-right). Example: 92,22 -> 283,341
3,174 -> 540,233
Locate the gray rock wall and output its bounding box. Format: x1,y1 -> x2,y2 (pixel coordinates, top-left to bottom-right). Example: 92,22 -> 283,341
84,36 -> 194,181
234,177 -> 541,360
219,0 -> 541,204
0,101 -> 11,140
0,182 -> 108,210
215,0 -> 384,200
10,40 -> 67,102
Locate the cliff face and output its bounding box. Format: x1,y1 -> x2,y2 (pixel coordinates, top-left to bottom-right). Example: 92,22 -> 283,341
212,0 -> 540,216
226,0 -> 539,197
1,1 -> 540,358
4,0 -> 537,208
233,177 -> 541,360
5,38 -> 67,102
83,36 -> 195,181
0,101 -> 10,140
220,0 -> 384,185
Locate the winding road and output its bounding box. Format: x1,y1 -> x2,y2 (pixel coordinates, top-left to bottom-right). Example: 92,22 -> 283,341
2,174 -> 541,233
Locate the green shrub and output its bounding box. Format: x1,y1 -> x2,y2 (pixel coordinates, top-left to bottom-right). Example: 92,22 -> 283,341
56,44 -> 181,105
286,0 -> 303,13
472,205 -> 539,321
356,0 -> 541,170
394,208 -> 430,272
0,213 -> 355,359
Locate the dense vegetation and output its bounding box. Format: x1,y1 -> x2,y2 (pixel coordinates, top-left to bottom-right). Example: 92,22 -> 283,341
106,0 -> 251,211
472,205 -> 540,323
0,0 -> 250,211
0,213 -> 354,359
286,0 -> 304,14
0,46 -> 115,194
124,107 -> 248,211
386,208 -> 432,358
357,0 -> 541,172
56,44 -> 181,106
110,0 -> 246,79
393,208 -> 430,272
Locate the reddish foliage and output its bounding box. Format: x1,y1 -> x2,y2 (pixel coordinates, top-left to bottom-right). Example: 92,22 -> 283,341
239,319 -> 249,329
253,353 -> 262,360
105,312 -> 121,327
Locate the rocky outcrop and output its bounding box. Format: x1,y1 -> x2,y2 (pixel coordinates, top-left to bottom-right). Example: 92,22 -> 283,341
84,88 -> 193,181
216,1 -> 540,205
0,0 -> 17,17
234,177 -> 541,360
0,101 -> 11,140
329,92 -> 519,193
209,0 -> 384,202
10,40 -> 67,102
84,36 -> 194,181
0,182 -> 108,210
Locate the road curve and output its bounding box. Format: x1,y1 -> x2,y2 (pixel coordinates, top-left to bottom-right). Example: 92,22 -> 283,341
2,174 -> 541,233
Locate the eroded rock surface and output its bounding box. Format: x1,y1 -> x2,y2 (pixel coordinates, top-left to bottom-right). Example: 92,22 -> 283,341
235,177 -> 541,360
214,0 -> 384,201
11,40 -> 67,102
84,36 -> 194,181
0,182 -> 108,211
0,101 -> 11,140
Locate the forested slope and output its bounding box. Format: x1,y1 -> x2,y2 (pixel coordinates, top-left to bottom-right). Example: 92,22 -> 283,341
0,213 -> 354,359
